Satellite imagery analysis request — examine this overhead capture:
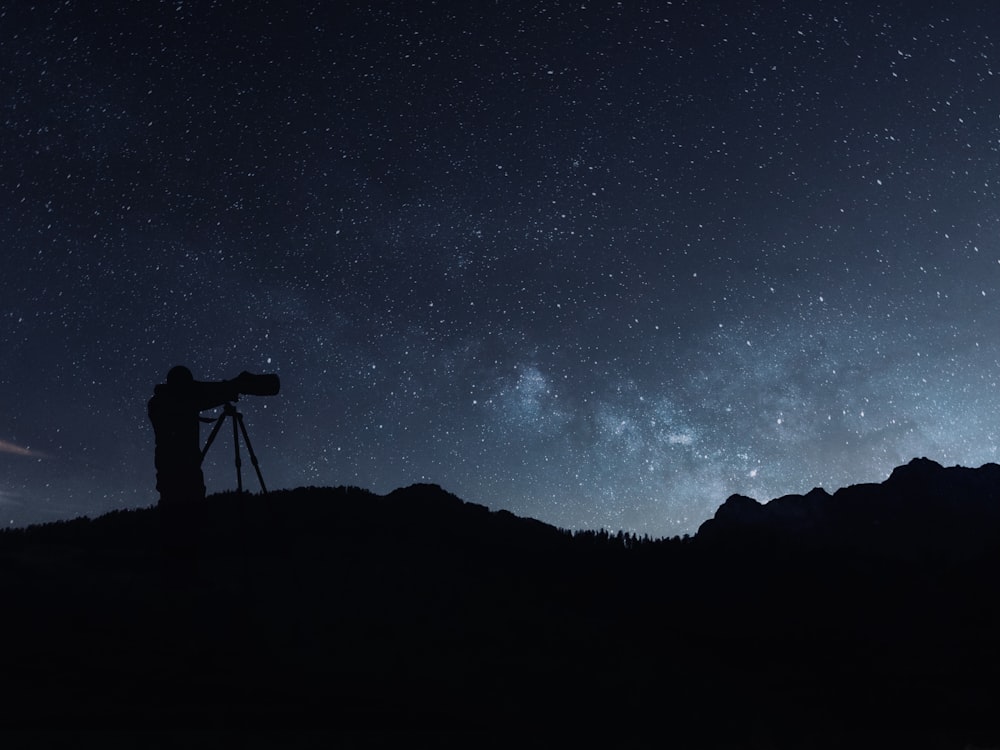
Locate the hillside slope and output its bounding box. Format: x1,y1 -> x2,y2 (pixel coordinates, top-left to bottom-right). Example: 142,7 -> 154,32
0,472 -> 998,744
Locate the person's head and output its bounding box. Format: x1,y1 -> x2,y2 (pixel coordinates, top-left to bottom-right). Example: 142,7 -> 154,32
166,365 -> 194,387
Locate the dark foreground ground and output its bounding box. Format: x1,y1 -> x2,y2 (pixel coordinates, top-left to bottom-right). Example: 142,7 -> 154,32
2,465 -> 1000,747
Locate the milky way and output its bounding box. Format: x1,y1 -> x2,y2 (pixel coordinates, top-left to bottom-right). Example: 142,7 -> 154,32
4,2 -> 1000,534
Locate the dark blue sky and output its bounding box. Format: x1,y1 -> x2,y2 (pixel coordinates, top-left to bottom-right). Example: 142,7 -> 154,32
4,1 -> 1000,534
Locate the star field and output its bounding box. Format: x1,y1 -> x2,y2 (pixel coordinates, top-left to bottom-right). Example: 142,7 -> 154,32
4,1 -> 1000,535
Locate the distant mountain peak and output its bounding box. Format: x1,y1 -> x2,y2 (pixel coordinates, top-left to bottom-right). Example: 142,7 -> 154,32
696,457 -> 1000,559
713,493 -> 763,524
887,456 -> 944,483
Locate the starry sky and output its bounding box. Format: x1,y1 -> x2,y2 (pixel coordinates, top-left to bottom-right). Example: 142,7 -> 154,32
4,1 -> 1000,535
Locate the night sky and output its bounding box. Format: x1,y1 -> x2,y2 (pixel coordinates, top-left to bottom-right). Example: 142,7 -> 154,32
4,1 -> 1000,535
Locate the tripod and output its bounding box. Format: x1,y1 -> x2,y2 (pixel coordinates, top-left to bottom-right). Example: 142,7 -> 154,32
201,402 -> 268,494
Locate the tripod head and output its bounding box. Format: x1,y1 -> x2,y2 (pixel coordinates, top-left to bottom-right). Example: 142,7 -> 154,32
200,401 -> 238,425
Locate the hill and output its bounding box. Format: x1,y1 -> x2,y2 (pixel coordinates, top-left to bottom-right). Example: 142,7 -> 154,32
1,467 -> 999,745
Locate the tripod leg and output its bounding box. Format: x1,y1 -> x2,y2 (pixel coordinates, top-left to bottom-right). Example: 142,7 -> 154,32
201,413 -> 227,464
232,410 -> 244,493
236,413 -> 268,494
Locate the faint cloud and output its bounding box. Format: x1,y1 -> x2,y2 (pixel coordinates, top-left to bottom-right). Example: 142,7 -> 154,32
0,490 -> 23,506
0,439 -> 50,459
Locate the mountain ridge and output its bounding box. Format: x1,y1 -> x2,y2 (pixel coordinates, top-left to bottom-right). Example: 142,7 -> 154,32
697,456 -> 1000,562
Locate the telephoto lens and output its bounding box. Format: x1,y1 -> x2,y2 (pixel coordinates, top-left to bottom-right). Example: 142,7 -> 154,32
236,372 -> 280,396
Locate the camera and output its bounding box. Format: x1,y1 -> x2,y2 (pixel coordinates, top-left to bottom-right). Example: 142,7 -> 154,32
234,371 -> 280,397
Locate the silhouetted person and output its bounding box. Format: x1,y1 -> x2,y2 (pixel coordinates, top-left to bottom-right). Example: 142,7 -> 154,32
148,365 -> 240,506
